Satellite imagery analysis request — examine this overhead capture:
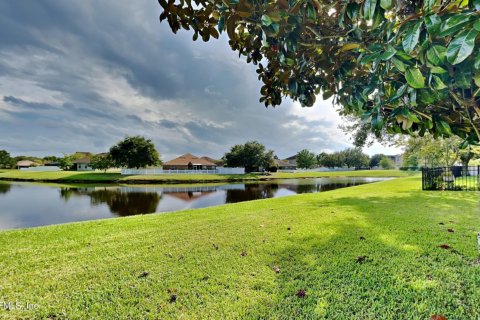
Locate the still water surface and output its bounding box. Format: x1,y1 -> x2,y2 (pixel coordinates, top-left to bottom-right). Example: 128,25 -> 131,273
0,177 -> 389,230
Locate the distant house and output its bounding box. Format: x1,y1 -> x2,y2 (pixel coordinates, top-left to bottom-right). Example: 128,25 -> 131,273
385,154 -> 403,168
201,156 -> 224,167
17,160 -> 39,169
73,156 -> 93,171
44,161 -> 60,167
275,159 -> 297,170
163,153 -> 217,170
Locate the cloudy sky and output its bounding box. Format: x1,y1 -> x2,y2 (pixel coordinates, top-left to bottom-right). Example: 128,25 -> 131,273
0,1 -> 401,160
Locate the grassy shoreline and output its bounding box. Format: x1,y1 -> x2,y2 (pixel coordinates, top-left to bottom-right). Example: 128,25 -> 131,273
0,169 -> 413,184
0,177 -> 478,319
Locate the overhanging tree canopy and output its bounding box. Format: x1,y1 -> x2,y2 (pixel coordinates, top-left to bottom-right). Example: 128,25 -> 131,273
158,0 -> 480,144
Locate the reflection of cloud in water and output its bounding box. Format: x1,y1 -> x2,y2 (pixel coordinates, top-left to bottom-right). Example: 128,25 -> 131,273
0,213 -> 23,229
0,178 -> 391,230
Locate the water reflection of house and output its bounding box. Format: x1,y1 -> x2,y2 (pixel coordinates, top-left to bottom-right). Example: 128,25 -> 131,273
162,153 -> 217,170
166,191 -> 215,201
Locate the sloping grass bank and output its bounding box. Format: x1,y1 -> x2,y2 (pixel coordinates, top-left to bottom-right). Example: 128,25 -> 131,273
0,169 -> 412,184
0,177 -> 478,319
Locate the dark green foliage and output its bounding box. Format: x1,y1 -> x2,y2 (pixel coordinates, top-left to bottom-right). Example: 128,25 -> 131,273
340,148 -> 370,168
42,156 -> 60,163
296,149 -> 317,169
58,154 -> 74,170
317,148 -> 369,168
369,154 -> 385,167
317,152 -> 343,168
110,136 -> 161,169
223,140 -> 275,172
0,150 -> 14,169
159,0 -> 480,144
90,154 -> 115,172
379,156 -> 395,169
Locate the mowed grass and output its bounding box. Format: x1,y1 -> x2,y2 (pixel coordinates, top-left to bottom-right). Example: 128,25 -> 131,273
270,169 -> 413,179
0,170 -> 122,182
0,177 -> 479,319
0,169 -> 412,184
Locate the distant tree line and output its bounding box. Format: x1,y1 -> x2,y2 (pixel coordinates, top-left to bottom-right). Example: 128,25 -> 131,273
284,148 -> 390,170
62,136 -> 162,171
0,150 -> 62,169
399,134 -> 480,168
1,136 -> 162,171
221,142 -> 398,173
3,138 -> 403,173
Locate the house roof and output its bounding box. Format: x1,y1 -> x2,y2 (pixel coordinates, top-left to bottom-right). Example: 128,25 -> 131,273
164,153 -> 216,166
201,156 -> 217,163
73,157 -> 92,164
17,160 -> 39,167
275,159 -> 297,167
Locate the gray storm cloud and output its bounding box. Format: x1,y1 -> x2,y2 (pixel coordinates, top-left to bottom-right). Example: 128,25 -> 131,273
0,0 -> 352,160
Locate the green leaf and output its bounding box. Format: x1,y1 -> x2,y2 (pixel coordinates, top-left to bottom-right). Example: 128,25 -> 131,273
380,45 -> 396,61
379,0 -> 392,10
322,90 -> 334,100
425,119 -> 433,129
371,7 -> 385,29
306,3 -> 317,20
475,52 -> 480,70
407,111 -> 420,123
446,29 -> 479,65
405,68 -> 425,88
424,14 -> 441,35
218,16 -> 225,33
402,21 -> 422,54
437,120 -> 452,135
429,66 -> 448,74
431,75 -> 447,90
439,15 -> 472,37
454,66 -> 472,88
474,20 -> 480,32
391,57 -> 406,72
288,79 -> 298,95
418,89 -> 436,104
475,0 -> 480,10
363,0 -> 377,20
473,72 -> 480,87
209,27 -> 220,39
423,0 -> 436,11
346,3 -> 359,20
372,112 -> 384,130
426,45 -> 446,65
389,84 -> 408,102
261,14 -> 272,26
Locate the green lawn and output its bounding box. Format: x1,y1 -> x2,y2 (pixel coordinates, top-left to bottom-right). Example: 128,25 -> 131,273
0,169 -> 412,184
0,170 -> 122,182
0,177 -> 478,319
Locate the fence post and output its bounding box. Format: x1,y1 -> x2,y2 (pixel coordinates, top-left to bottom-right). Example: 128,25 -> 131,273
421,168 -> 425,190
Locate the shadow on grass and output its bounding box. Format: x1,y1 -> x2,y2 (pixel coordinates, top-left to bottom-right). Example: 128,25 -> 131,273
250,191 -> 480,318
57,172 -> 122,181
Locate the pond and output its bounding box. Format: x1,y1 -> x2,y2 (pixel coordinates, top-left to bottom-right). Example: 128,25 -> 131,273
0,177 -> 390,230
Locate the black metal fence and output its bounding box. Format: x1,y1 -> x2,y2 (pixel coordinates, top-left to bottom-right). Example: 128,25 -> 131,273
422,166 -> 480,191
